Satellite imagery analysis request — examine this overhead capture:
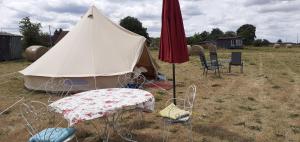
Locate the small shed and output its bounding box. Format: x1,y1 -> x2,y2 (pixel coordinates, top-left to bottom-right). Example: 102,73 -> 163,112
216,36 -> 243,49
0,32 -> 22,61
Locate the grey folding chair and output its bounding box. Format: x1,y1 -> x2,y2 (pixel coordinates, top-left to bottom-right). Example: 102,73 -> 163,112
229,52 -> 243,73
20,101 -> 76,142
209,52 -> 222,76
199,52 -> 218,76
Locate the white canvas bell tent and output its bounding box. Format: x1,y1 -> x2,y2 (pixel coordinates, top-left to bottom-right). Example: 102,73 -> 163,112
20,6 -> 158,92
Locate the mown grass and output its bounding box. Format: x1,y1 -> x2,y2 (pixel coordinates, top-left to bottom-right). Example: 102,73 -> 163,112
0,47 -> 300,142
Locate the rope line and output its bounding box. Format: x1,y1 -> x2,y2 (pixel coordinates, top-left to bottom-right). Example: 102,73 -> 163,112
0,97 -> 24,115
0,72 -> 19,78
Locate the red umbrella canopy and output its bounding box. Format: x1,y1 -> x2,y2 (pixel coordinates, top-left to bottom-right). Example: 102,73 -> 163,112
159,0 -> 189,63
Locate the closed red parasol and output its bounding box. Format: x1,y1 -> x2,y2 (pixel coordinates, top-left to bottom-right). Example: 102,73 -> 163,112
159,0 -> 189,104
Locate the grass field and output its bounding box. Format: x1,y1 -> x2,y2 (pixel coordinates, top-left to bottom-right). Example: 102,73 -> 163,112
0,47 -> 300,142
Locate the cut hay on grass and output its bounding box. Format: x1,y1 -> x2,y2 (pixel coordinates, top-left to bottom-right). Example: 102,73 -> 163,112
188,45 -> 204,56
286,44 -> 293,48
273,44 -> 281,48
208,44 -> 217,53
25,45 -> 49,62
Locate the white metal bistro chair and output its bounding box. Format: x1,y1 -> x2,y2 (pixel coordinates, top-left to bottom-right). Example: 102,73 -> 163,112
118,72 -> 146,89
20,101 -> 76,142
45,79 -> 73,104
160,85 -> 197,142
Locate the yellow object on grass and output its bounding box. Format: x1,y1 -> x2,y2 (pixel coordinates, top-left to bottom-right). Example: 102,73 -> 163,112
159,103 -> 190,120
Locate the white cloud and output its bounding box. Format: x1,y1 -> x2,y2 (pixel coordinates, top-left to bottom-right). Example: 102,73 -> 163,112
0,0 -> 299,42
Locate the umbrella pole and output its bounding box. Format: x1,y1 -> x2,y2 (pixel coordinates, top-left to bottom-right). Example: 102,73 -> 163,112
172,63 -> 176,105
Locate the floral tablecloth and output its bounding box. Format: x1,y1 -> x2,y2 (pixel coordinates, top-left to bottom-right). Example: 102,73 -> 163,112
49,88 -> 155,126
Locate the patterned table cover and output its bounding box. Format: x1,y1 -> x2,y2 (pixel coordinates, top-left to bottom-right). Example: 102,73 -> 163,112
49,88 -> 155,126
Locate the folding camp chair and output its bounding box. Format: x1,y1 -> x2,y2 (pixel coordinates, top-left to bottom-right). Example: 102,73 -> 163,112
198,52 -> 219,76
199,52 -> 212,76
209,52 -> 223,76
229,52 -> 243,73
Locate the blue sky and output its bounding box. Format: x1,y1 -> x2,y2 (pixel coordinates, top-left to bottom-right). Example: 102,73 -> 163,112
0,0 -> 299,42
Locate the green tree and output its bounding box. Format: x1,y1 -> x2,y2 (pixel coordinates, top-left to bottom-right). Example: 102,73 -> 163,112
223,31 -> 236,37
237,24 -> 256,45
253,39 -> 263,47
19,17 -> 42,48
149,37 -> 160,48
199,31 -> 210,41
253,39 -> 271,47
120,16 -> 150,40
209,28 -> 224,40
262,39 -> 270,46
187,31 -> 210,45
189,32 -> 202,44
277,39 -> 282,43
40,32 -> 52,47
186,36 -> 193,45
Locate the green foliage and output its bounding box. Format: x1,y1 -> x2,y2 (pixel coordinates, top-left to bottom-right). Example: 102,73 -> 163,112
262,39 -> 271,46
187,32 -> 201,45
237,24 -> 256,45
187,28 -> 225,45
200,31 -> 210,41
187,31 -> 210,45
253,39 -> 271,47
224,31 -> 236,37
19,17 -> 51,48
40,32 -> 52,47
120,16 -> 150,40
209,28 -> 224,40
253,39 -> 263,47
149,37 -> 160,48
277,39 -> 282,43
19,17 -> 42,48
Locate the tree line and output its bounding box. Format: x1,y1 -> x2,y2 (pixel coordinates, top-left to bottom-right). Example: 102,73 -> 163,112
19,16 -> 274,49
187,24 -> 271,47
19,17 -> 52,48
18,16 -> 151,49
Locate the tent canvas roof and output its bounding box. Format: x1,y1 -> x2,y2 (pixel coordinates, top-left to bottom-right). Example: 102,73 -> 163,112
20,6 -> 147,77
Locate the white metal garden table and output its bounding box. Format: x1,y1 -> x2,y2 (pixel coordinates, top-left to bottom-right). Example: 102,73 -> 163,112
49,88 -> 155,141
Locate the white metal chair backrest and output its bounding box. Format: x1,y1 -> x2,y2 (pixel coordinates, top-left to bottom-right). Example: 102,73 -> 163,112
58,79 -> 73,97
118,72 -> 146,89
20,101 -> 54,137
45,79 -> 73,103
118,73 -> 130,88
184,84 -> 197,113
134,74 -> 146,88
